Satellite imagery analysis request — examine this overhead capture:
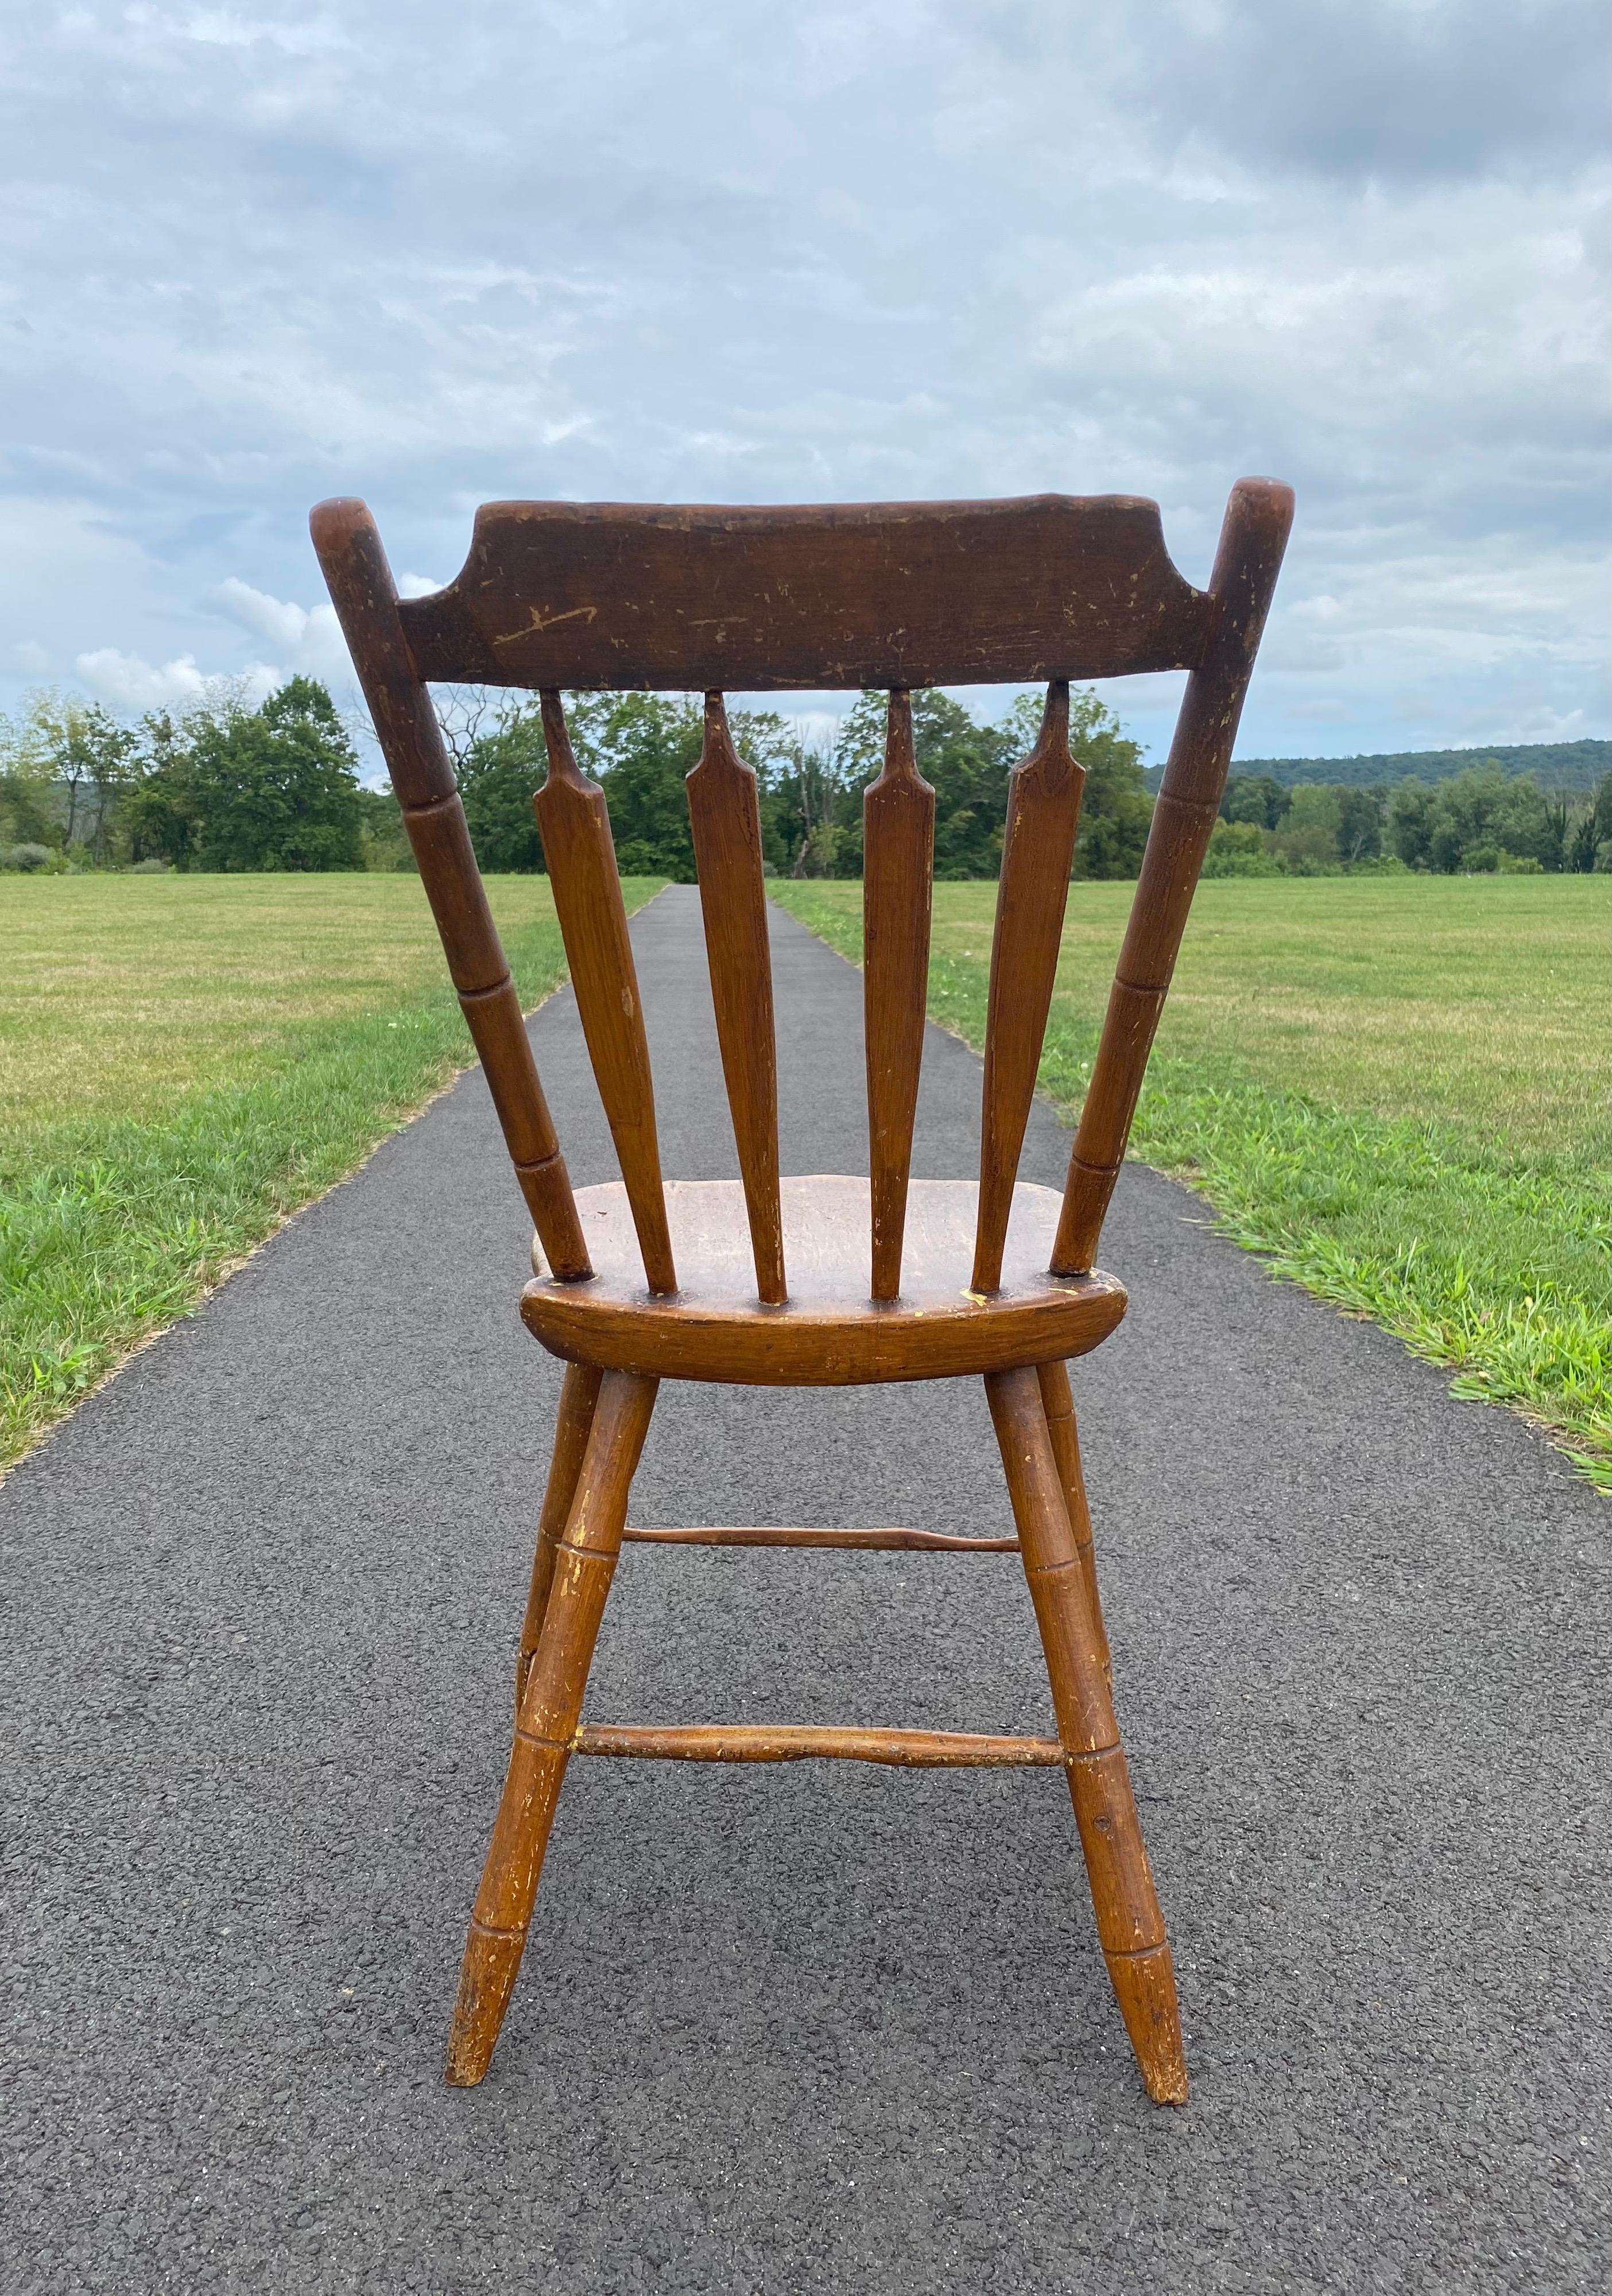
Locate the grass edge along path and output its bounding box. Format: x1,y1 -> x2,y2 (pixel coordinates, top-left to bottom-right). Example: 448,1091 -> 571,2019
1,882 -> 662,1475
770,881 -> 1611,1493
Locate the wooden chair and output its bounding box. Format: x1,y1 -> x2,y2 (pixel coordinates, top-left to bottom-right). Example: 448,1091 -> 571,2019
312,481 -> 1292,2101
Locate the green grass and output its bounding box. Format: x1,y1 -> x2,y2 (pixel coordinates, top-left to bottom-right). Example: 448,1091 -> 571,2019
771,875 -> 1611,1488
0,874 -> 660,1471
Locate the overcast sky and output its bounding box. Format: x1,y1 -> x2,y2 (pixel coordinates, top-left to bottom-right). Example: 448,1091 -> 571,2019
2,1 -> 1605,765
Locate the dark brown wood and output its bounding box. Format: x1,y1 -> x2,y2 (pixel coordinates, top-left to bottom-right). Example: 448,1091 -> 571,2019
972,684 -> 1084,1293
1052,477 -> 1295,1274
1036,1360 -> 1111,1687
534,690 -> 676,1294
686,694 -> 786,1302
397,496 -> 1214,692
985,1366 -> 1187,2104
524,1177 -> 1126,1386
574,1724 -> 1063,1766
863,691 -> 935,1300
516,1363 -> 603,1715
308,499 -> 590,1278
623,1525 -> 1019,1552
446,1370 -> 657,2088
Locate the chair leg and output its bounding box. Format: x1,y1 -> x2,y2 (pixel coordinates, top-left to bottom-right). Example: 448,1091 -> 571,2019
446,1368 -> 657,2088
516,1363 -> 604,1717
1036,1360 -> 1112,1690
985,1366 -> 1187,2105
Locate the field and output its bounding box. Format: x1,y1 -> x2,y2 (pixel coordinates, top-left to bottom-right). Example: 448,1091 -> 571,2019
772,875 -> 1610,1487
0,875 -> 658,1470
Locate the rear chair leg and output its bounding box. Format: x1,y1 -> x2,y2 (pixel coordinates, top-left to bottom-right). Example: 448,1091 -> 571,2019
1036,1360 -> 1111,1690
446,1368 -> 658,2088
985,1366 -> 1187,2105
516,1363 -> 605,1716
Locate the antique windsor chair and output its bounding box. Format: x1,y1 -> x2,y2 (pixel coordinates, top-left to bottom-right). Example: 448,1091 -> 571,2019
312,479 -> 1292,2101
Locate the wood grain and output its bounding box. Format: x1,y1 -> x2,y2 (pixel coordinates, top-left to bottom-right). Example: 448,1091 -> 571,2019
445,1370 -> 657,2087
686,693 -> 786,1302
574,1724 -> 1064,1767
516,1363 -> 603,1716
1052,477 -> 1294,1274
863,690 -> 935,1300
985,1366 -> 1186,2104
1036,1360 -> 1111,1687
396,495 -> 1214,691
622,1525 -> 1019,1552
308,499 -> 590,1279
972,682 -> 1085,1293
534,689 -> 676,1294
521,1178 -> 1126,1386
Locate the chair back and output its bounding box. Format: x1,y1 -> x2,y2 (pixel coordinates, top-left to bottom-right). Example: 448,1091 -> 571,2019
312,484 -> 1291,1300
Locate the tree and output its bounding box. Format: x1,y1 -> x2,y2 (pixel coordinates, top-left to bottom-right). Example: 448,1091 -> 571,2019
126,678 -> 364,871
1220,773 -> 1291,831
457,704 -> 548,872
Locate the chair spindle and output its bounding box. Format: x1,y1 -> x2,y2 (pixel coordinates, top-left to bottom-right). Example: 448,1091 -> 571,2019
1051,478 -> 1295,1274
307,501 -> 590,1280
971,681 -> 1084,1295
686,693 -> 786,1304
862,691 -> 935,1301
534,690 -> 677,1295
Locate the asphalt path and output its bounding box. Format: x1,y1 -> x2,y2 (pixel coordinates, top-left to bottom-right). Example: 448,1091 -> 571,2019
4,886 -> 1607,2294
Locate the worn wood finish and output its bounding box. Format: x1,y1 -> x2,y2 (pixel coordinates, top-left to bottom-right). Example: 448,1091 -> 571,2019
985,1366 -> 1187,2104
445,1370 -> 657,2088
687,694 -> 786,1302
308,501 -> 590,1278
574,1724 -> 1063,1767
397,496 -> 1214,692
534,690 -> 676,1294
516,1363 -> 603,1715
623,1525 -> 1019,1553
972,684 -> 1085,1294
1036,1359 -> 1111,1687
1052,477 -> 1295,1274
863,690 -> 935,1300
523,1178 -> 1126,1386
312,478 -> 1289,2101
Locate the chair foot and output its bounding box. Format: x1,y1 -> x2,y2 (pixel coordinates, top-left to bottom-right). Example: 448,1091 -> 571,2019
1105,1943 -> 1188,2104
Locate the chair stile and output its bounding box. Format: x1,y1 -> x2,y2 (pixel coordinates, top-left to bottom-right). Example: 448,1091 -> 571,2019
311,477 -> 1293,2108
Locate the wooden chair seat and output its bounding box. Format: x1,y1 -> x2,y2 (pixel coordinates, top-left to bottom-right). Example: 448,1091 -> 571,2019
313,477 -> 1292,2107
524,1177 -> 1127,1385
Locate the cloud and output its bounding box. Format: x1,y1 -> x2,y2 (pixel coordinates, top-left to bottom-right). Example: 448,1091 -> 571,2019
1,0 -> 1605,756
74,647 -> 281,712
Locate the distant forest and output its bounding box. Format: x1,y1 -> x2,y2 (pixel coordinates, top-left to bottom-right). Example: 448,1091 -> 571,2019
1158,738 -> 1611,795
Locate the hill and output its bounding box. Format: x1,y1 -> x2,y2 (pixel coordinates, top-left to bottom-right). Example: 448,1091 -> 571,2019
1144,739 -> 1609,794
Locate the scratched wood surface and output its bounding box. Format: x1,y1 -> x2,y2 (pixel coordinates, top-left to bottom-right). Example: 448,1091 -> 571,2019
396,495 -> 1213,690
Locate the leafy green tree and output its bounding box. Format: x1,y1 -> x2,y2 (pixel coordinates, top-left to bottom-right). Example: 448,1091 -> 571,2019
127,678 -> 364,871
456,705 -> 548,872
1220,773 -> 1291,831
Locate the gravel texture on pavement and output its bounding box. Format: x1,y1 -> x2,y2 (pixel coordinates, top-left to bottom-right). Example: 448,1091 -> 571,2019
3,885 -> 1607,2294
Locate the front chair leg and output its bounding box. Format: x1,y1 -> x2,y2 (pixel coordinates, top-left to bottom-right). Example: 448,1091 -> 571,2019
985,1366 -> 1187,2105
446,1368 -> 658,2088
516,1362 -> 605,1716
1036,1359 -> 1111,1690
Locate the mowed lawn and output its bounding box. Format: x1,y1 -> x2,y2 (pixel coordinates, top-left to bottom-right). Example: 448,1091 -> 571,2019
772,876 -> 1610,1487
0,874 -> 659,1469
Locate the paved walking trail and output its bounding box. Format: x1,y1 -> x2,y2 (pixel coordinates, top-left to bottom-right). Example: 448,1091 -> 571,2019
5,887 -> 1607,2293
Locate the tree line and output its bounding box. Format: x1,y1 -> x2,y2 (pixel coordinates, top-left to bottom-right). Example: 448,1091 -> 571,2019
0,677 -> 1156,881
5,672 -> 1605,882
1207,767 -> 1612,876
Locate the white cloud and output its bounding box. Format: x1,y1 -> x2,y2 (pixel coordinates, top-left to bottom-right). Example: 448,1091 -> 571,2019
75,647 -> 280,712
1,1 -> 1605,755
